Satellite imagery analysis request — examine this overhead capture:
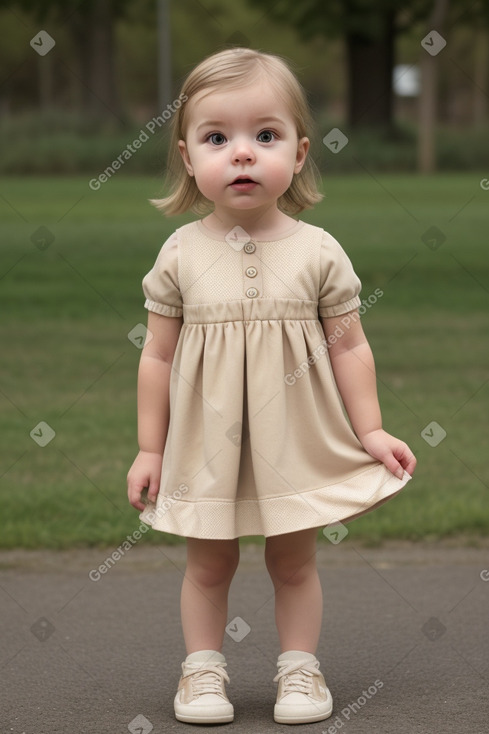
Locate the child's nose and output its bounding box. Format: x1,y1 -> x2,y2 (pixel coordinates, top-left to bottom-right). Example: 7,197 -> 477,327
232,138 -> 256,164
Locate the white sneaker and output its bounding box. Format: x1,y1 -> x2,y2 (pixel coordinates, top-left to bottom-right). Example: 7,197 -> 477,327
273,650 -> 333,724
174,649 -> 234,724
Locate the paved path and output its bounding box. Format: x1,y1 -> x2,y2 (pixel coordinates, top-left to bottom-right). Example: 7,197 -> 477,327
1,540 -> 488,734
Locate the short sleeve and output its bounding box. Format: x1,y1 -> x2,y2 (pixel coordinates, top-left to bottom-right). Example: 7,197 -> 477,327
318,231 -> 362,318
142,232 -> 183,317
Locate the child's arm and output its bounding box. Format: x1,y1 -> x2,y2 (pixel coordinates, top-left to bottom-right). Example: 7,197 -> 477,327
127,311 -> 183,511
321,311 -> 416,478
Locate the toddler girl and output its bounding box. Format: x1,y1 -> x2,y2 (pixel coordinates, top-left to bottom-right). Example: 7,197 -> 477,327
127,47 -> 416,726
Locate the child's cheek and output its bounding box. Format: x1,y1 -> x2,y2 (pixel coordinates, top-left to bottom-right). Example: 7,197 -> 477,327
265,158 -> 295,190
195,161 -> 222,199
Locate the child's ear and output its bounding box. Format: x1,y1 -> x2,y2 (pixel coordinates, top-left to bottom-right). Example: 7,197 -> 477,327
294,137 -> 310,174
178,140 -> 194,176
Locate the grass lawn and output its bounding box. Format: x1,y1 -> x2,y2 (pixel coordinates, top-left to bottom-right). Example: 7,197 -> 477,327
0,173 -> 488,548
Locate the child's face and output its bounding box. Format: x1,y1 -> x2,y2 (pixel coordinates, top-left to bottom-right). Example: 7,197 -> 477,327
178,79 -> 309,215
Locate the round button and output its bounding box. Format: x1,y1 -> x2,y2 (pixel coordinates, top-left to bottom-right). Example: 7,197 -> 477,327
244,242 -> 256,254
245,266 -> 257,278
246,287 -> 258,298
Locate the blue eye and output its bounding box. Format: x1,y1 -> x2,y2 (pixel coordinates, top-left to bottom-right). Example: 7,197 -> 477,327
257,130 -> 275,143
209,133 -> 226,145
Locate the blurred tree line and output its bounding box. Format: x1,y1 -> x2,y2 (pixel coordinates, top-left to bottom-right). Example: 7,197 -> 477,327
1,0 -> 488,124
0,0 -> 488,172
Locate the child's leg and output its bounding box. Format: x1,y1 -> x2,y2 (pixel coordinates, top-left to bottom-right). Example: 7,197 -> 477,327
181,537 -> 240,654
264,527 -> 322,653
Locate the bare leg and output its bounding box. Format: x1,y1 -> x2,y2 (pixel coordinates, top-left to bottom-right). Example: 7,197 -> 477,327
265,527 -> 322,653
180,537 -> 240,654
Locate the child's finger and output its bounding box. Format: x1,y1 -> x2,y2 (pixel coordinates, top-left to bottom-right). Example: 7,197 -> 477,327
401,452 -> 417,476
127,478 -> 149,511
381,451 -> 404,479
393,444 -> 417,477
128,492 -> 147,512
393,464 -> 404,479
382,452 -> 404,480
147,480 -> 160,503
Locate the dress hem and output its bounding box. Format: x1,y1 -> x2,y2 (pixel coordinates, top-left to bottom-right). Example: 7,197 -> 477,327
138,464 -> 412,540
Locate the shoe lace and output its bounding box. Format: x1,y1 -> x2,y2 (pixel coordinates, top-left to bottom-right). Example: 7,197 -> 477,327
184,662 -> 230,696
273,659 -> 320,695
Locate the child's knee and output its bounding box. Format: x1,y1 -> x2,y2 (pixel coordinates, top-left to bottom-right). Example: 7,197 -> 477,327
265,550 -> 317,587
187,544 -> 239,588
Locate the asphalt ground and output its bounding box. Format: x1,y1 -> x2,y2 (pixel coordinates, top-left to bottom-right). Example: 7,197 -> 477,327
1,540 -> 488,734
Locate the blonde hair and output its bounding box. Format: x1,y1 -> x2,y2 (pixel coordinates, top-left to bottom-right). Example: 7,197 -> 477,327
151,47 -> 323,216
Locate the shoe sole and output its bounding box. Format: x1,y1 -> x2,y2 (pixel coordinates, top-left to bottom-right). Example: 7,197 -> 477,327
175,712 -> 234,724
274,703 -> 333,725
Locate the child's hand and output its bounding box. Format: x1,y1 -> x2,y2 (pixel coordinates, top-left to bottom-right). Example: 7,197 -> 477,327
359,429 -> 417,480
127,450 -> 163,511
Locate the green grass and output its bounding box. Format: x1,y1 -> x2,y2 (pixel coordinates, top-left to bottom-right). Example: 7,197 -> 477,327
1,174 -> 488,548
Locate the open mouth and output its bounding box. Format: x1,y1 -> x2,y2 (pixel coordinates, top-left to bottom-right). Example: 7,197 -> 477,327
230,176 -> 257,185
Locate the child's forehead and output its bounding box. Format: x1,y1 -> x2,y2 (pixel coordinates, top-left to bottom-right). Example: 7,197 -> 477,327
187,80 -> 291,121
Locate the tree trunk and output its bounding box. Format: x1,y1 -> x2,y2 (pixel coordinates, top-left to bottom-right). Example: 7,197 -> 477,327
157,0 -> 173,113
87,0 -> 120,121
417,0 -> 449,173
67,13 -> 91,112
38,50 -> 55,110
67,0 -> 120,122
473,28 -> 488,126
346,11 -> 395,129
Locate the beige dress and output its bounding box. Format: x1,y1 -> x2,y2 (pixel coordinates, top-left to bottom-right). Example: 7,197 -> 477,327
138,219 -> 411,539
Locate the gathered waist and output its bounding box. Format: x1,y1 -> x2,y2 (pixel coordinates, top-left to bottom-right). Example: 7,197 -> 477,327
182,298 -> 319,324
